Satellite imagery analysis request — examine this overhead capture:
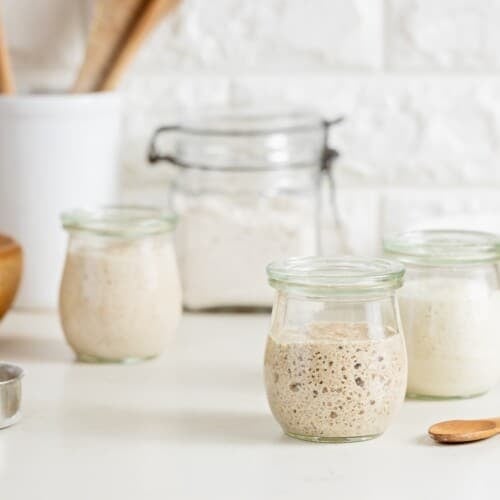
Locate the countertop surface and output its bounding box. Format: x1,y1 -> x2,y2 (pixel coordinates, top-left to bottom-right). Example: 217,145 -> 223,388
0,311 -> 499,499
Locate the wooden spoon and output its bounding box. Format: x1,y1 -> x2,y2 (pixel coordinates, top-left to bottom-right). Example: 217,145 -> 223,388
429,418 -> 500,444
0,9 -> 15,94
97,0 -> 181,91
72,0 -> 147,93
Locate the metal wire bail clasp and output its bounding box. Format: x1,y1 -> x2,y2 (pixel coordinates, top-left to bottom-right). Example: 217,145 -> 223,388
320,116 -> 350,254
321,116 -> 344,172
148,125 -> 181,165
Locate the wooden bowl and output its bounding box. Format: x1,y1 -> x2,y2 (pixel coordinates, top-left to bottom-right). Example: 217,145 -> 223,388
0,235 -> 22,319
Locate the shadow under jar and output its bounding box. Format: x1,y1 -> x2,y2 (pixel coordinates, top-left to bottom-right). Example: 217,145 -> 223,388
59,206 -> 182,363
264,257 -> 407,443
384,229 -> 500,400
148,108 -> 341,311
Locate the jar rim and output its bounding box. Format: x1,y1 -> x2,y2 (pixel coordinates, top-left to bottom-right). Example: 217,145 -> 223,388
267,257 -> 405,297
384,229 -> 500,265
61,205 -> 177,238
174,107 -> 325,136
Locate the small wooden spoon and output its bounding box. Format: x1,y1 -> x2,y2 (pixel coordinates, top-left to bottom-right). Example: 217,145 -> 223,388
429,418 -> 500,444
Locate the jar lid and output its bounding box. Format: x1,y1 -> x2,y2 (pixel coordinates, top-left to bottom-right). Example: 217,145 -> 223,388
61,206 -> 177,238
267,257 -> 404,297
151,106 -> 338,171
176,108 -> 324,135
384,229 -> 500,265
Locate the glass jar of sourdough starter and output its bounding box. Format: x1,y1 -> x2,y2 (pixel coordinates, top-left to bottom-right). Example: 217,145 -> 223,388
384,230 -> 500,399
264,257 -> 407,443
59,206 -> 182,363
148,108 -> 342,311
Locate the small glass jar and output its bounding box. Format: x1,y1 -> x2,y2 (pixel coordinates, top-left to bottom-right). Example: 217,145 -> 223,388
59,206 -> 182,363
384,230 -> 500,399
149,108 -> 342,310
264,257 -> 407,443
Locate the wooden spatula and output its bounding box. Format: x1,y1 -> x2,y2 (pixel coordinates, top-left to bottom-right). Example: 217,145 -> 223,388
0,9 -> 15,94
72,0 -> 147,93
97,0 -> 181,91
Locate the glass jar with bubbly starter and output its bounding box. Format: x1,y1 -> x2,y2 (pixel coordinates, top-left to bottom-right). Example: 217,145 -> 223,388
59,206 -> 182,363
149,108 -> 341,311
264,257 -> 407,443
384,230 -> 500,399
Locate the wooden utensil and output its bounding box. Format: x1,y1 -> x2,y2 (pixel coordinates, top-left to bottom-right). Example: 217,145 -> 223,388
0,235 -> 22,319
429,418 -> 500,444
0,10 -> 15,94
72,0 -> 147,93
97,0 -> 181,91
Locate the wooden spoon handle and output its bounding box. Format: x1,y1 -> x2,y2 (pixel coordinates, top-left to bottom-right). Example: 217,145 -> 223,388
97,0 -> 180,91
73,0 -> 147,93
0,10 -> 14,94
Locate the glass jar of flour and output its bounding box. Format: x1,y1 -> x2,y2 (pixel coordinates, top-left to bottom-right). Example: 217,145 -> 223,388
384,230 -> 500,399
264,256 -> 407,442
149,108 -> 341,310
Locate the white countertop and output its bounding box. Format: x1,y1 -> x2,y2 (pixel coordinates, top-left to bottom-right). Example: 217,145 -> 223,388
0,311 -> 499,499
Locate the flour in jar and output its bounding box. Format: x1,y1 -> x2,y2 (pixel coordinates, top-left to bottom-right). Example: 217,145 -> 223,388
176,195 -> 316,310
399,278 -> 500,398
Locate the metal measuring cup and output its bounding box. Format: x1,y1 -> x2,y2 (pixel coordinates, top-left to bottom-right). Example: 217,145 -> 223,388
0,363 -> 23,428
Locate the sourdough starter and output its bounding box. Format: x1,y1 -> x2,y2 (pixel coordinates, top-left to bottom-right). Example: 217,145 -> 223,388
264,322 -> 407,440
59,235 -> 181,361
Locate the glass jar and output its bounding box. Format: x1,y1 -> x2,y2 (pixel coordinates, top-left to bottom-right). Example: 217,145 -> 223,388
264,256 -> 407,443
149,108 -> 341,311
384,230 -> 500,399
59,206 -> 182,363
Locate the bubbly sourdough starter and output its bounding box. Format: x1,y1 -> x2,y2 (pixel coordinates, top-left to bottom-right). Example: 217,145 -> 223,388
60,235 -> 182,361
264,322 -> 406,440
399,279 -> 500,398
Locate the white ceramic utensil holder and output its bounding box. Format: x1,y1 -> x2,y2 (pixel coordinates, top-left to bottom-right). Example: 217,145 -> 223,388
0,92 -> 122,309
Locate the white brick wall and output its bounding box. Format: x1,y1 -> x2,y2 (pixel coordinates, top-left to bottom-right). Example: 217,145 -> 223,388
4,0 -> 500,253
387,0 -> 500,70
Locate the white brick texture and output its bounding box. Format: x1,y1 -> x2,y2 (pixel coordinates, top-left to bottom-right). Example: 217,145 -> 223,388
130,0 -> 383,73
388,0 -> 500,70
4,0 -> 500,254
380,187 -> 500,261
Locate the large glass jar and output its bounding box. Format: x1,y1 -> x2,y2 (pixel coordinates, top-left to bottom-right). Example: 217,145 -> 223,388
384,230 -> 500,399
59,206 -> 182,363
264,257 -> 407,443
149,108 -> 341,311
